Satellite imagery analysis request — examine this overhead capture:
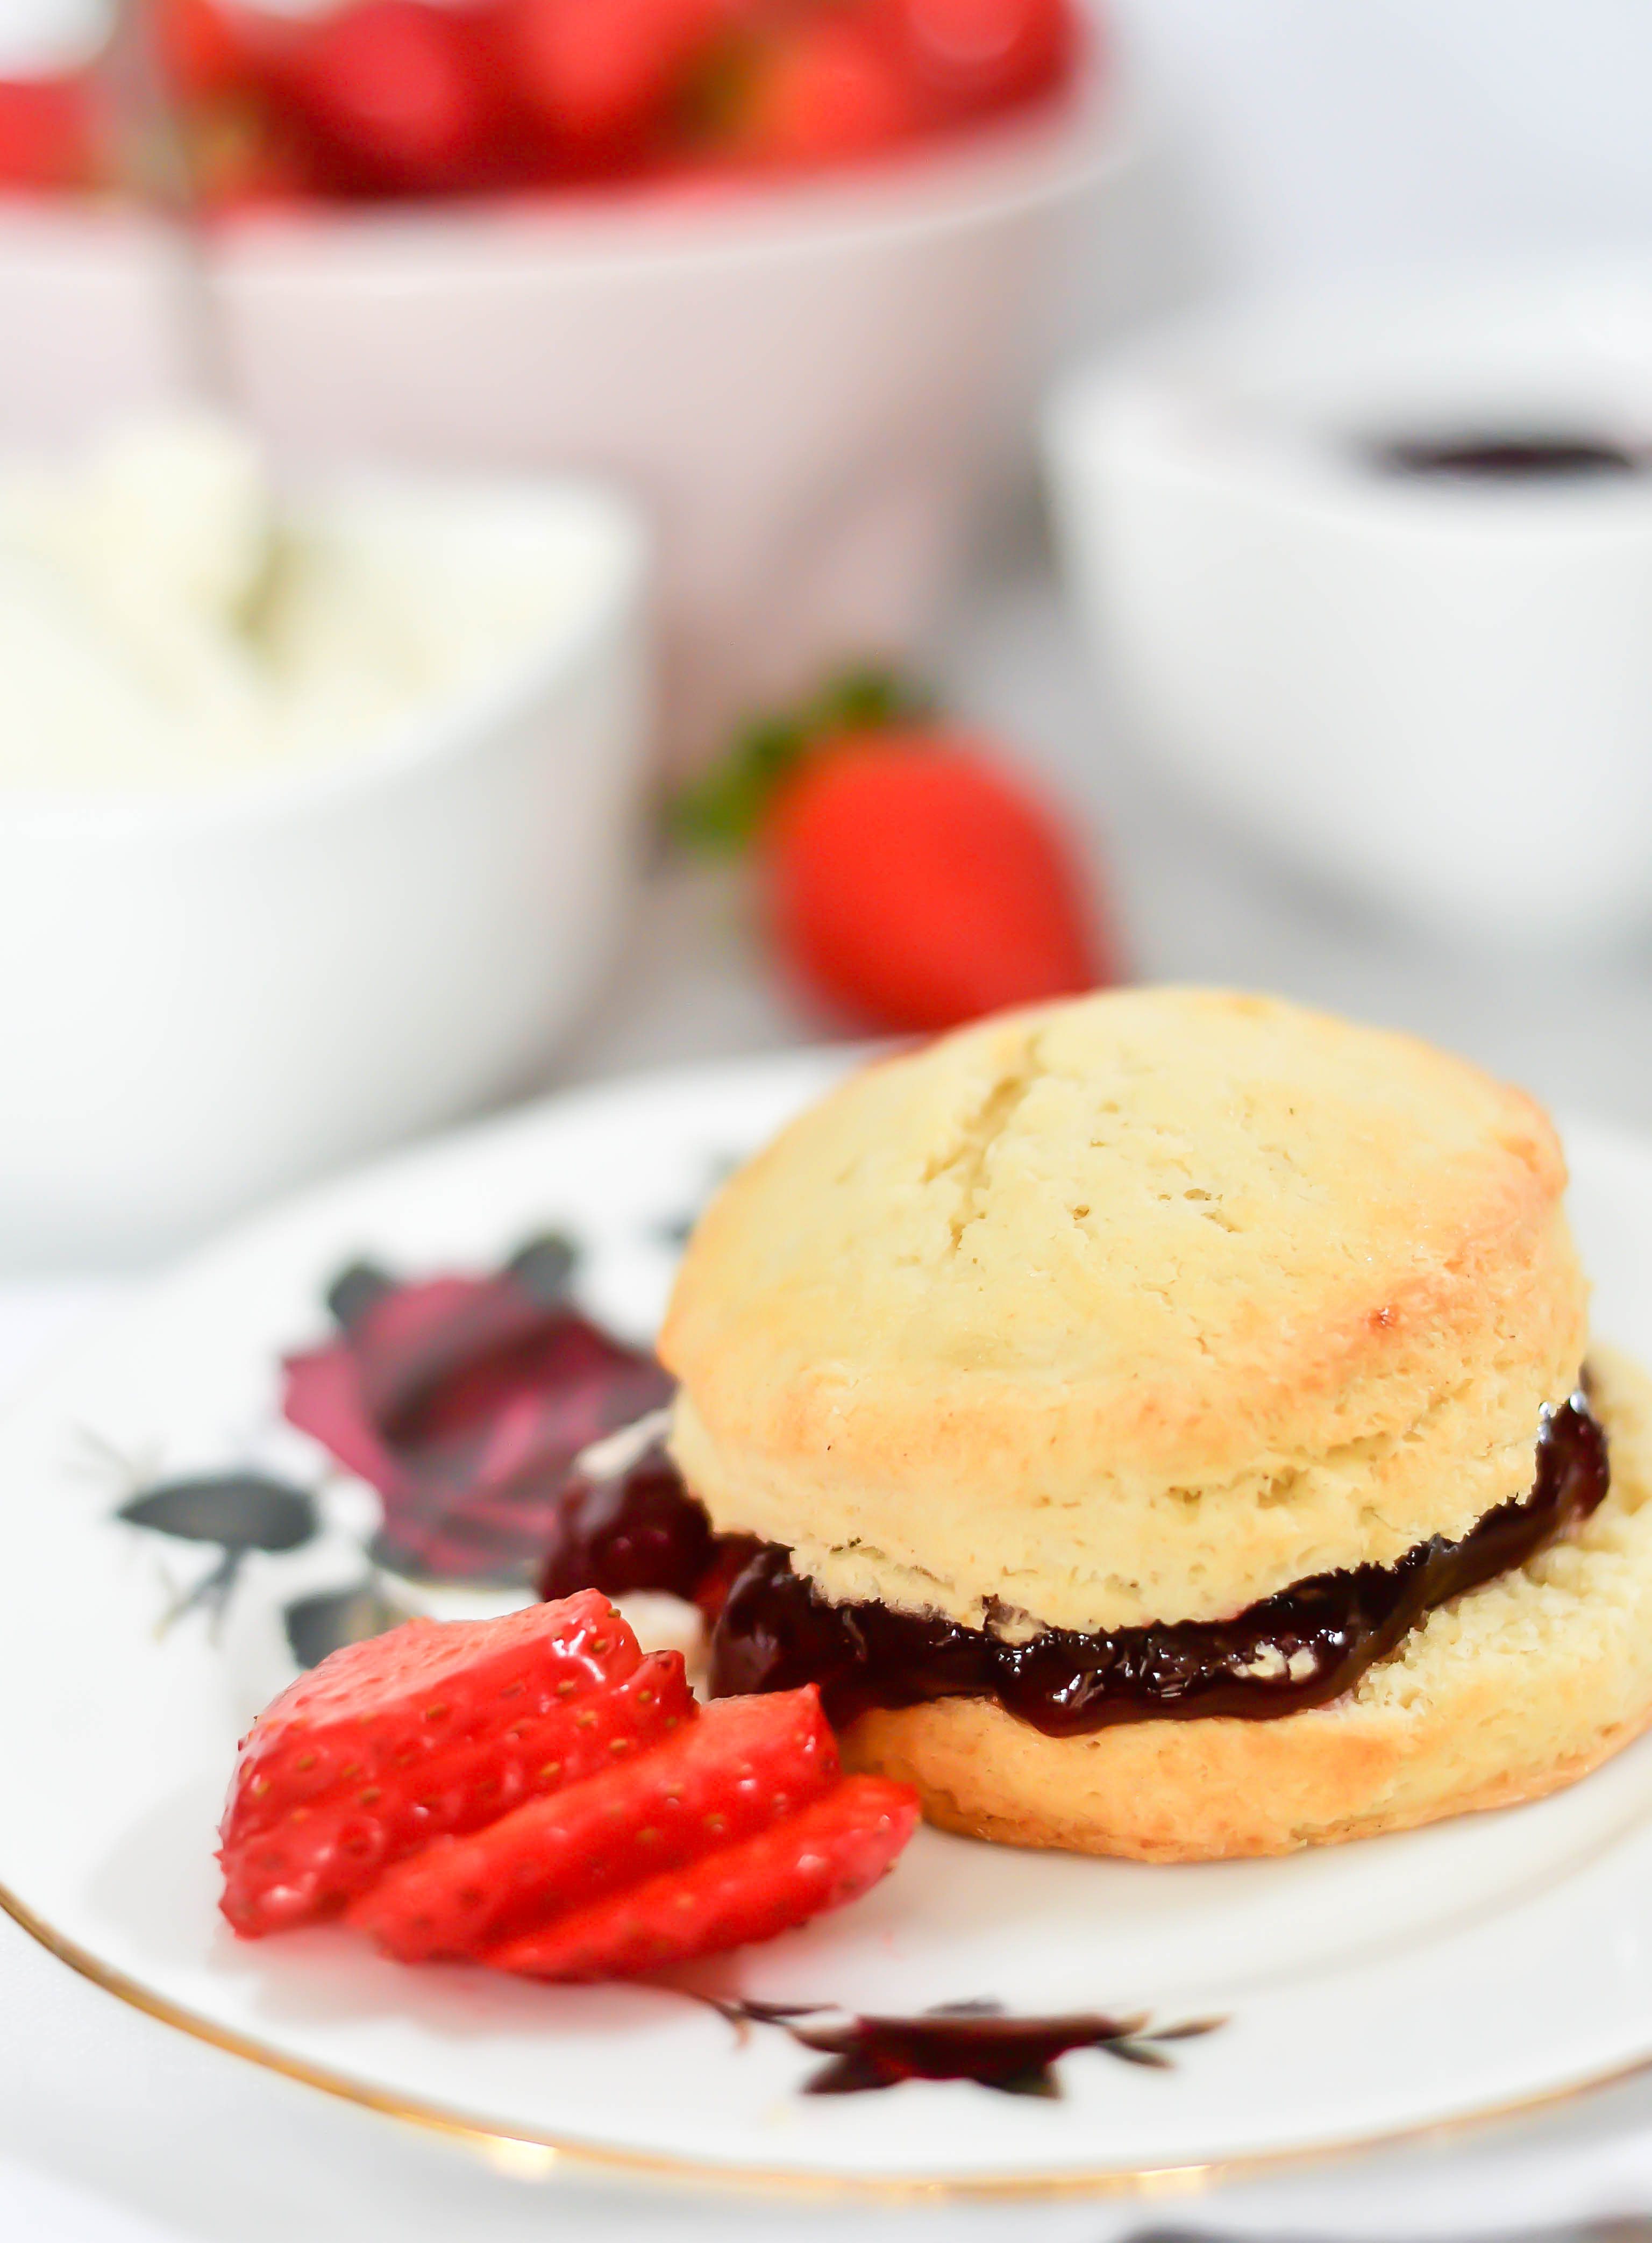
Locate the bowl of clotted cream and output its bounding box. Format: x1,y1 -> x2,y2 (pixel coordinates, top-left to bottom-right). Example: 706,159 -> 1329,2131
0,416 -> 651,1268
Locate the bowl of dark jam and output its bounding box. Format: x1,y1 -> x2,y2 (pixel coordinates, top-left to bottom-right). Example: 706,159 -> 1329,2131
1048,265 -> 1652,948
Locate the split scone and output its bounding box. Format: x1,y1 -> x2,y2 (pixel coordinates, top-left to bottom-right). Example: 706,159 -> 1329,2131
660,987 -> 1652,1860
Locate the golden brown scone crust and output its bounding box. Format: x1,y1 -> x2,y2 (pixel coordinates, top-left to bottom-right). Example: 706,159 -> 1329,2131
839,1345 -> 1652,1861
663,988 -> 1587,1632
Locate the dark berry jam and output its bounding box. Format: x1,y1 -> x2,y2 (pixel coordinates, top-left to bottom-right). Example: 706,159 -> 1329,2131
1371,435 -> 1644,481
709,1393 -> 1608,1736
538,1421 -> 717,1603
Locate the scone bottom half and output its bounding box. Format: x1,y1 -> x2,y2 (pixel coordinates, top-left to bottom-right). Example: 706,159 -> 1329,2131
647,988 -> 1652,1857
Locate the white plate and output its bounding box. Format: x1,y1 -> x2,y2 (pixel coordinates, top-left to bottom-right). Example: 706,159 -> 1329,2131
5,1048 -> 1652,2198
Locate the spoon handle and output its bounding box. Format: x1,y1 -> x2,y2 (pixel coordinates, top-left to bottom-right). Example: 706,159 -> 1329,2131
102,0 -> 238,411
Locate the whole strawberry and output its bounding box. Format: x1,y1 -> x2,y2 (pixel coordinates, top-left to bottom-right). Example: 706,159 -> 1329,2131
675,671 -> 1115,1035
269,0 -> 493,196
881,0 -> 1078,119
728,17 -> 919,167
0,75 -> 95,192
502,0 -> 731,160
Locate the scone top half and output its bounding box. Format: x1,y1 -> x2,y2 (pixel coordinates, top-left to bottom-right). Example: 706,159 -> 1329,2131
660,988 -> 1587,1637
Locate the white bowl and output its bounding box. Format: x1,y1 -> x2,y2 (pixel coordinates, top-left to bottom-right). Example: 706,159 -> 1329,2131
0,471 -> 650,1270
1045,264 -> 1652,949
0,57 -> 1123,765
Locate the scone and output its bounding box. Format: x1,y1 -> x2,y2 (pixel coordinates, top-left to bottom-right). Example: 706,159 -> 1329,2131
659,987 -> 1652,1860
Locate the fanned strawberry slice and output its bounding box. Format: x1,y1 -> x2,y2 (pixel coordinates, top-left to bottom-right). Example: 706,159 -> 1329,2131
221,1651 -> 694,1936
486,1777 -> 920,1981
222,1591 -> 638,1852
351,1686 -> 839,1961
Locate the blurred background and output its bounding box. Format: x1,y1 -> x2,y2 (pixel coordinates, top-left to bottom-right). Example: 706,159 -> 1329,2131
5,0 -> 1652,1271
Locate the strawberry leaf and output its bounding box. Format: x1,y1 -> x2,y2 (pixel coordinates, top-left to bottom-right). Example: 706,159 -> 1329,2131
671,665 -> 931,851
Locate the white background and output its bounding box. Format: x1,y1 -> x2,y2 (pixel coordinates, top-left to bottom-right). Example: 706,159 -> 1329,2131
1110,0 -> 1652,292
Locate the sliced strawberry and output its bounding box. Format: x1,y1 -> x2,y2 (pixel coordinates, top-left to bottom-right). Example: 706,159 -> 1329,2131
222,1591 -> 638,1851
221,1648 -> 693,1936
352,1685 -> 838,1961
487,1776 -> 920,1981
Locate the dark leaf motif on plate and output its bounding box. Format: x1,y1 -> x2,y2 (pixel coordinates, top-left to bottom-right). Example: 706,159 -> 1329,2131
702,1996 -> 1225,2098
283,1578 -> 418,1669
651,1155 -> 744,1251
116,1474 -> 321,1630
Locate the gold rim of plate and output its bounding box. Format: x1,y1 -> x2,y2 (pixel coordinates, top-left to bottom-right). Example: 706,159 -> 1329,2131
5,1875 -> 1651,2203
